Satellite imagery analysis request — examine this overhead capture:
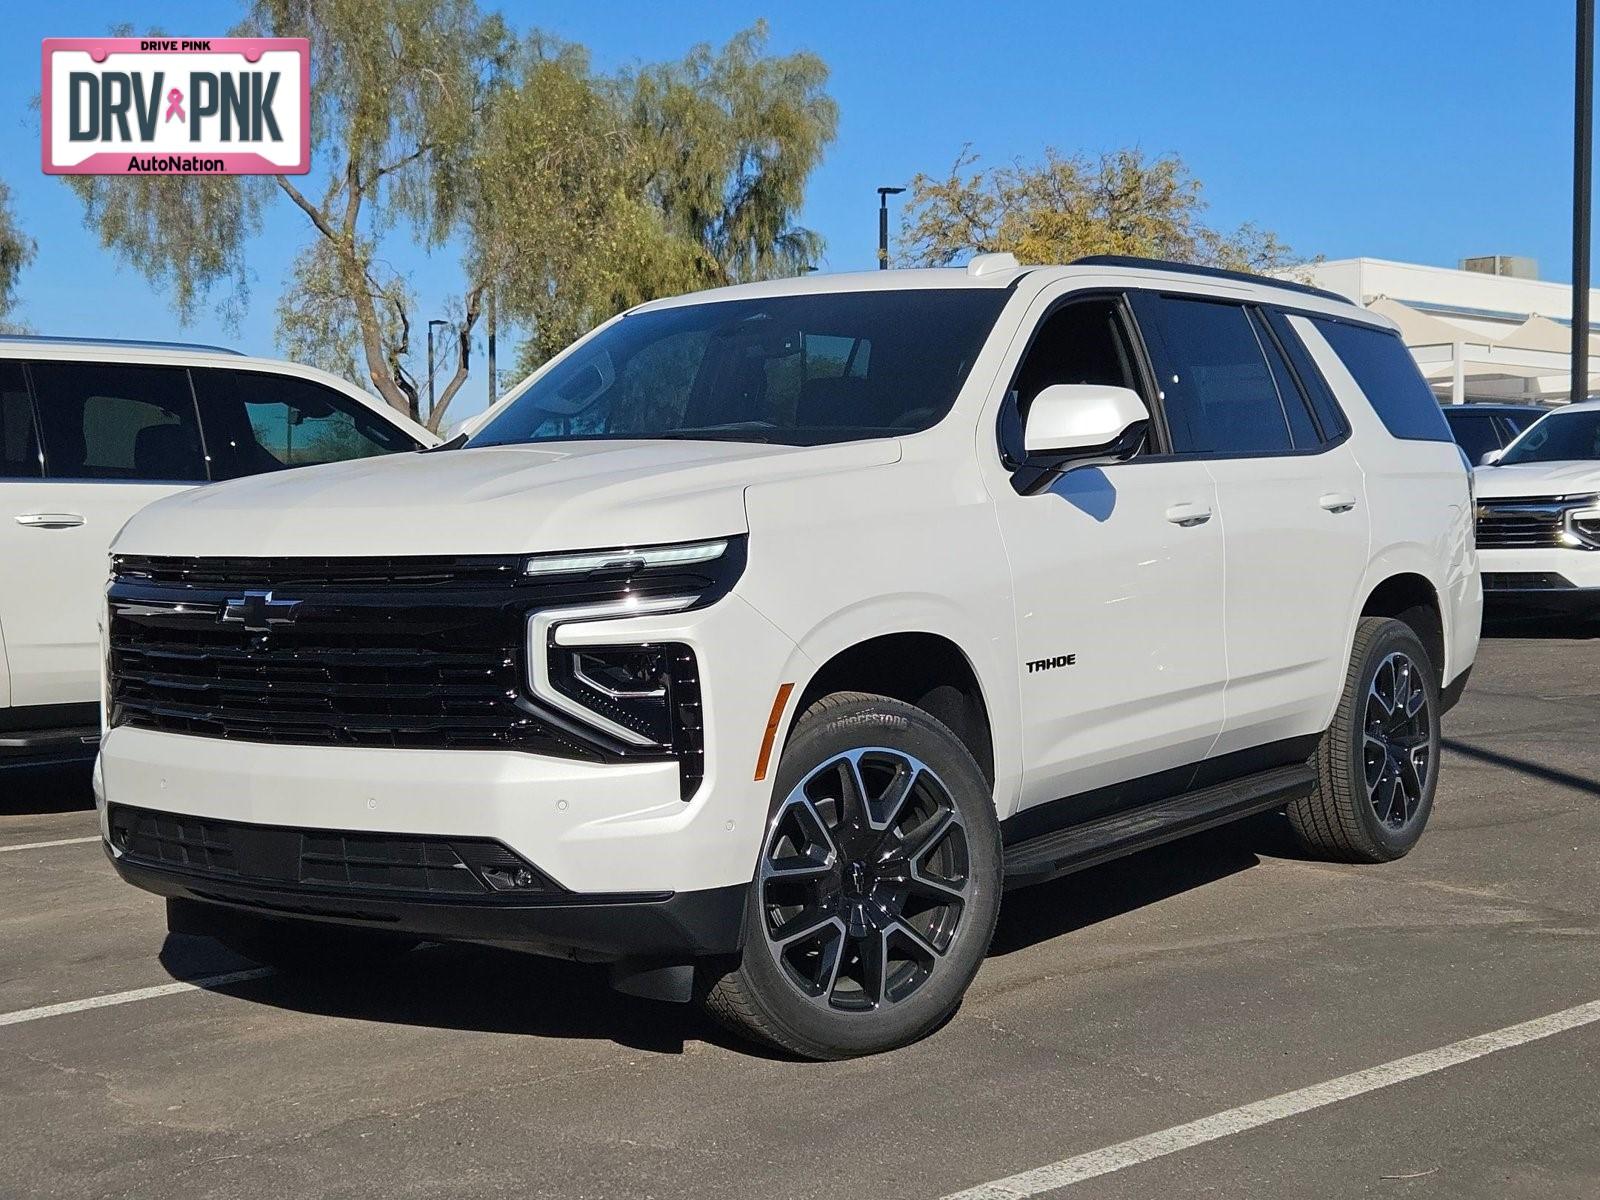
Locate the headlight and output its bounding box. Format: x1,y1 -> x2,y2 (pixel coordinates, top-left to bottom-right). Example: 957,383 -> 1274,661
524,538 -> 729,578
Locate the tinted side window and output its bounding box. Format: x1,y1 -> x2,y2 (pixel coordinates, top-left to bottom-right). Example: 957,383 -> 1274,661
1443,411 -> 1503,465
31,361 -> 206,482
1309,318 -> 1451,443
1130,294 -> 1292,454
192,369 -> 416,482
0,360 -> 40,478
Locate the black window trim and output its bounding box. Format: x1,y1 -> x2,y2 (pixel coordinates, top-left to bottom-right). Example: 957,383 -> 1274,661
997,287 -> 1369,491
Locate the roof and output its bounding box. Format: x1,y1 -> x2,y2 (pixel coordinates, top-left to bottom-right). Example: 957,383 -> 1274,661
0,334 -> 242,356
633,256 -> 1369,321
1442,401 -> 1553,413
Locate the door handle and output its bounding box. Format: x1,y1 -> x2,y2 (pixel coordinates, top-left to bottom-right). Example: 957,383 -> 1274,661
1319,492 -> 1358,514
1164,502 -> 1213,527
15,513 -> 85,529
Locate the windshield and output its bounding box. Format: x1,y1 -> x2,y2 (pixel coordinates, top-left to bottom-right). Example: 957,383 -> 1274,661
468,289 -> 1009,448
1499,409 -> 1600,465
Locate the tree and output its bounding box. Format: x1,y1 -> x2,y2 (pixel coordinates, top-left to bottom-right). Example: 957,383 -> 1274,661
898,147 -> 1292,272
0,181 -> 36,331
65,9 -> 837,432
476,22 -> 837,376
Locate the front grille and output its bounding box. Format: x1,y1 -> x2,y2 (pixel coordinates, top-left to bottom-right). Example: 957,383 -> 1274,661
108,804 -> 559,899
1475,499 -> 1568,548
108,550 -> 741,783
1482,571 -> 1576,591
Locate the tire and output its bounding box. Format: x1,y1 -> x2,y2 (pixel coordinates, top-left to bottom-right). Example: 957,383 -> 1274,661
701,692 -> 1003,1059
168,900 -> 419,974
1288,616 -> 1442,863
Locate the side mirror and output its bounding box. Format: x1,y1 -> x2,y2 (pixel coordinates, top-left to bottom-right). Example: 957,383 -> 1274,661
1024,384 -> 1150,458
1480,449 -> 1503,466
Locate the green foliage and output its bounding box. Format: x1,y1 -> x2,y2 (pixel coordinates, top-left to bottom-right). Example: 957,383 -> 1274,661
899,147 -> 1292,272
481,22 -> 838,375
0,180 -> 35,330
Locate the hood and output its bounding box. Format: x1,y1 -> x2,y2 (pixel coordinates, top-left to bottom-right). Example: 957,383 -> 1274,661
115,438 -> 902,558
1473,460 -> 1600,500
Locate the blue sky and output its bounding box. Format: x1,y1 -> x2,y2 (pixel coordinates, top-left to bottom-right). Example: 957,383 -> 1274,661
1,1 -> 1583,423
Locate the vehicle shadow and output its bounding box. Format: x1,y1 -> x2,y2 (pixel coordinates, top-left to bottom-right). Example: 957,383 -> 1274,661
159,811 -> 1307,1056
987,808 -> 1300,956
0,757 -> 96,814
158,933 -> 767,1058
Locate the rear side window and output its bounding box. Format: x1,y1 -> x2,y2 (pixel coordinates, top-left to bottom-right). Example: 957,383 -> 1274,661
0,360 -> 40,478
30,361 -> 207,482
1129,294 -> 1293,454
1308,318 -> 1451,443
191,369 -> 416,482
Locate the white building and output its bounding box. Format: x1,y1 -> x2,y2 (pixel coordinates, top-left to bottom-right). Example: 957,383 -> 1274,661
1292,256 -> 1599,405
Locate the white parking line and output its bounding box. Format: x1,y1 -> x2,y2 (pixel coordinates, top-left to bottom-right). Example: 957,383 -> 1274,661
0,835 -> 100,854
943,997 -> 1600,1199
0,968 -> 274,1029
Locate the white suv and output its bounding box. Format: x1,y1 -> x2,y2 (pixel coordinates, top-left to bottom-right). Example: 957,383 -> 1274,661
0,337 -> 432,761
1473,399 -> 1600,609
97,257 -> 1480,1058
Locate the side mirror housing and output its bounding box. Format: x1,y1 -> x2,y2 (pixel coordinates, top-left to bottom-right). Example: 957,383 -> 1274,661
1024,384 -> 1150,458
1480,449 -> 1503,466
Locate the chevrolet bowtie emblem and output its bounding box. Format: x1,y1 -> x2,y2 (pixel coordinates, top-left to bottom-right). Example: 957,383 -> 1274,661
221,590 -> 301,632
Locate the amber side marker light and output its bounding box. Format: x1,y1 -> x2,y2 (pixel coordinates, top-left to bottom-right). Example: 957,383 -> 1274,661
753,682 -> 795,781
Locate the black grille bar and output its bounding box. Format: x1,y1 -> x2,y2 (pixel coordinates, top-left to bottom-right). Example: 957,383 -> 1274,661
107,804 -> 560,900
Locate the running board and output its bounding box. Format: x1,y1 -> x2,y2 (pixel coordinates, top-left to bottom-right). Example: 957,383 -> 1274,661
1002,763 -> 1314,890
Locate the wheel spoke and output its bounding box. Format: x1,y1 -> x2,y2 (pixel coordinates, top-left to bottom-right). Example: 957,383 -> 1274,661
899,806 -> 957,862
856,928 -> 888,1007
761,795 -> 838,880
770,907 -> 839,947
869,759 -> 920,831
889,919 -> 944,961
1372,763 -> 1400,825
1363,736 -> 1388,787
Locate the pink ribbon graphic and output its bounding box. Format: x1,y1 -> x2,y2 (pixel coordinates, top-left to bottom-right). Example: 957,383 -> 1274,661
164,88 -> 185,123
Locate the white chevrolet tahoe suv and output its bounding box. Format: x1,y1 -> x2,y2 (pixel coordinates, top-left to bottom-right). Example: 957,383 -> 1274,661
1473,399 -> 1600,610
98,256 -> 1481,1058
0,336 -> 432,761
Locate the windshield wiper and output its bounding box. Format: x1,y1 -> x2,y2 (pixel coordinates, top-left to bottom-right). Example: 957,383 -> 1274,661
651,430 -> 773,443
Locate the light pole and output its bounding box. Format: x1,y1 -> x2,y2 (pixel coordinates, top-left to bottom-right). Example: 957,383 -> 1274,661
1575,0 -> 1594,404
877,186 -> 905,269
426,318 -> 449,425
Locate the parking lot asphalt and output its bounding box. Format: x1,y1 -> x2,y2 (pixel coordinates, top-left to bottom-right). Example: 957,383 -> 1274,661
3,626 -> 1598,1200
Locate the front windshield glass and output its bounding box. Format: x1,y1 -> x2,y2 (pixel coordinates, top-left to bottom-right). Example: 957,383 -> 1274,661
1499,409 -> 1600,465
468,289 -> 1010,448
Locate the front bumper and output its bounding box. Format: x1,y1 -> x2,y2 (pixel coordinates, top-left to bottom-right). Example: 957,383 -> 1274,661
97,590 -> 807,899
1478,547 -> 1600,612
109,840 -> 746,962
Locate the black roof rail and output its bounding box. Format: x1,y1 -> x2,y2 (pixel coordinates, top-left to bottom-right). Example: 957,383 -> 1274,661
1069,255 -> 1349,305
0,334 -> 244,356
